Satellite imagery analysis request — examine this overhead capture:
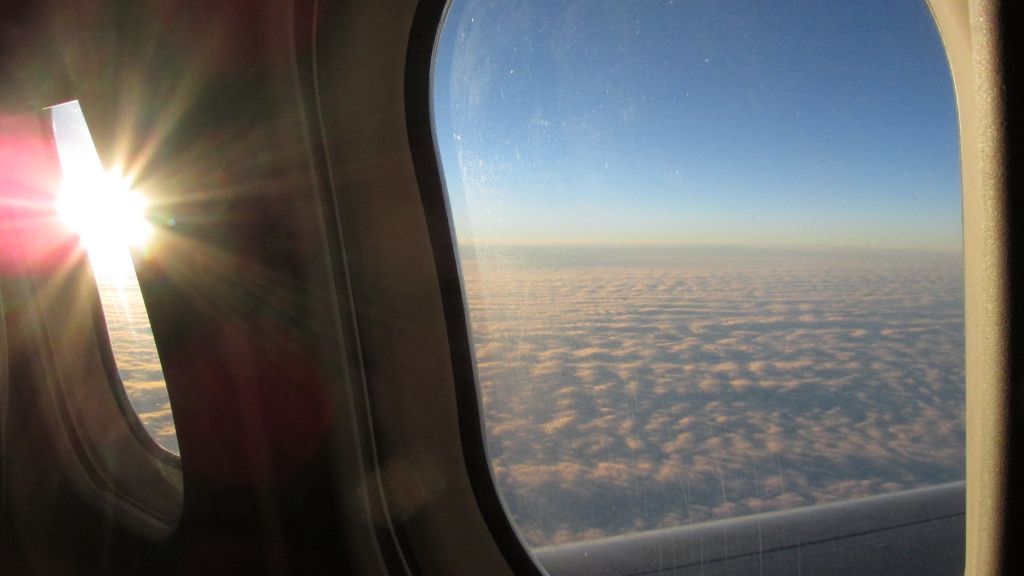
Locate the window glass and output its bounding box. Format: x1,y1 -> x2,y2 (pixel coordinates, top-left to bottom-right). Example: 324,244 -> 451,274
51,101 -> 178,455
434,0 -> 962,549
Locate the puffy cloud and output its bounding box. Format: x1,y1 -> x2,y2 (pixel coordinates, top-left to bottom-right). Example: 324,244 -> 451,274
464,247 -> 965,546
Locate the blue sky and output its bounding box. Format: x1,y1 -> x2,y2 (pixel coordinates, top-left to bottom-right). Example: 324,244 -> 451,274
432,0 -> 961,252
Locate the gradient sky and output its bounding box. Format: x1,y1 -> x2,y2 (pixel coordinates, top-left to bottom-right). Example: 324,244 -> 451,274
432,0 -> 961,252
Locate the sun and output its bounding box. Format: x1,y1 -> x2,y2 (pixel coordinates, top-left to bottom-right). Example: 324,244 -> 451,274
56,169 -> 154,275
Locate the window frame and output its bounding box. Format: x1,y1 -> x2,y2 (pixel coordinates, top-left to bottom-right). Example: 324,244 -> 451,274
48,100 -> 183,465
0,106 -> 182,542
321,0 -> 1001,573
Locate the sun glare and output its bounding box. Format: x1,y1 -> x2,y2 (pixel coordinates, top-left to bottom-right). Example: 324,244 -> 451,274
50,101 -> 154,276
56,170 -> 153,254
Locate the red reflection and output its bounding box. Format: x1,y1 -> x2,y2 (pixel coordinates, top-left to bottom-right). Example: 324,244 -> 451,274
173,316 -> 332,486
0,112 -> 78,276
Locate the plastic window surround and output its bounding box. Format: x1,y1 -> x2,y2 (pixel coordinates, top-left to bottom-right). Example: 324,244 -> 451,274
927,1 -> 1012,574
1,104 -> 182,539
315,0 -> 998,574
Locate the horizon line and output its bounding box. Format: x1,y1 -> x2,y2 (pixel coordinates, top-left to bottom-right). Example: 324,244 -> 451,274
454,237 -> 964,255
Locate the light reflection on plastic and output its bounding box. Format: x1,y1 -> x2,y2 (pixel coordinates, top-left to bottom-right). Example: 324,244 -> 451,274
0,112 -> 73,274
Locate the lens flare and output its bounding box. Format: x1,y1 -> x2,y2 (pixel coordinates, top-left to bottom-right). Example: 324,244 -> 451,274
51,101 -> 155,277
56,169 -> 154,258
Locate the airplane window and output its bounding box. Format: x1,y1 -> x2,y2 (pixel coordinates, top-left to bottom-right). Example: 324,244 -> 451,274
50,101 -> 178,455
434,0 -> 962,556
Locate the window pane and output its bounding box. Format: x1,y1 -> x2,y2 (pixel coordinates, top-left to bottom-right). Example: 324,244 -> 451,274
435,0 -> 962,550
51,101 -> 178,455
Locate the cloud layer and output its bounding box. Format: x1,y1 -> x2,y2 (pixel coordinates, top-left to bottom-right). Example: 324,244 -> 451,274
99,274 -> 178,454
463,246 -> 964,546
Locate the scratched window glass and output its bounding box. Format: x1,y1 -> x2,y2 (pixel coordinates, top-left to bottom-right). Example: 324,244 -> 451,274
434,0 -> 963,549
